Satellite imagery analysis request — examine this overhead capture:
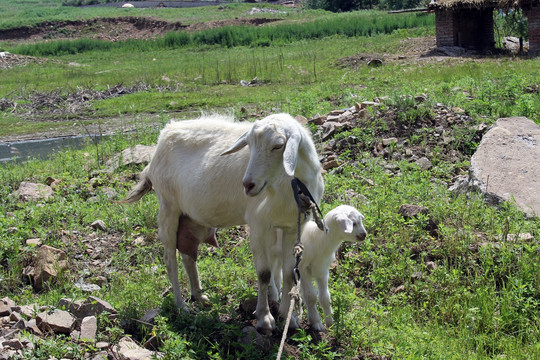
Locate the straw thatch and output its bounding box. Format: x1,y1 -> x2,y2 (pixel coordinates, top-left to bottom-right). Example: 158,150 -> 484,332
427,0 -> 537,10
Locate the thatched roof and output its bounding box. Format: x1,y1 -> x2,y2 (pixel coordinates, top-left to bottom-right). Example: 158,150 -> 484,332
427,0 -> 538,10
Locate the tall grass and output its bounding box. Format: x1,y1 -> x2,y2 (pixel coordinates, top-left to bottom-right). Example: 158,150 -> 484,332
10,11 -> 434,56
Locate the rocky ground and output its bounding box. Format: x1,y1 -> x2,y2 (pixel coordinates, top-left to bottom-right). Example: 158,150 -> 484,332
0,96 -> 484,358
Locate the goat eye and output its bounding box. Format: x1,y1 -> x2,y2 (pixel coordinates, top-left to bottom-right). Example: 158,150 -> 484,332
272,143 -> 284,151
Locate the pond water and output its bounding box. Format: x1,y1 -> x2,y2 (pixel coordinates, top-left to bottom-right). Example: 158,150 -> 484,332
0,135 -> 103,163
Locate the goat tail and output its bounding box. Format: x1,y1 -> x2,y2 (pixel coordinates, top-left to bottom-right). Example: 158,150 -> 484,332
121,167 -> 153,203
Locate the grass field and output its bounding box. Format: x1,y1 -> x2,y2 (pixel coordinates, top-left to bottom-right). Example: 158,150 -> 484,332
0,1 -> 539,359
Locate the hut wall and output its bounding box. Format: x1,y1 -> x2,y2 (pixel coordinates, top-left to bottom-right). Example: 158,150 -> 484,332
454,8 -> 495,49
435,10 -> 455,47
528,3 -> 540,56
435,7 -> 495,50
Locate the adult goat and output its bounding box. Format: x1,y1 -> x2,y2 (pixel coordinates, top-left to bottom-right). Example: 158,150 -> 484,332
123,113 -> 324,333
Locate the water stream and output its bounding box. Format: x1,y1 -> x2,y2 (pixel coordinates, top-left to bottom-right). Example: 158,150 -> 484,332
0,135 -> 103,163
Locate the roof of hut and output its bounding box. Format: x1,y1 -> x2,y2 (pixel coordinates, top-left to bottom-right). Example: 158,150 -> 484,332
427,0 -> 537,10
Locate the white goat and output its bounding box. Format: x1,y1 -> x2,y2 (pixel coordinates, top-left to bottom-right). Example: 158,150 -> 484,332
272,205 -> 366,331
123,113 -> 323,334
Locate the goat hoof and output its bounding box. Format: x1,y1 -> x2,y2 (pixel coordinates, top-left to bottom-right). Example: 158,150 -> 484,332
191,293 -> 210,303
288,315 -> 300,330
256,314 -> 275,335
311,322 -> 326,332
324,317 -> 334,328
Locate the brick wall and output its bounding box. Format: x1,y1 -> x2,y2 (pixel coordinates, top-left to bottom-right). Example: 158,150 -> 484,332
435,8 -> 495,50
527,3 -> 540,56
435,10 -> 455,47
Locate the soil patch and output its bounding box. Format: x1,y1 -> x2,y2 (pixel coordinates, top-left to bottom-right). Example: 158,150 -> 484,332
0,16 -> 280,43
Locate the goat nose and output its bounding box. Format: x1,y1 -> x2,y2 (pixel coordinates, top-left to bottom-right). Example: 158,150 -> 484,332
356,232 -> 366,241
243,181 -> 255,194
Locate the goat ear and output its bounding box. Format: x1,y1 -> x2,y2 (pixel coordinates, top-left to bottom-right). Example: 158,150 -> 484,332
283,132 -> 301,176
221,132 -> 248,155
336,214 -> 354,233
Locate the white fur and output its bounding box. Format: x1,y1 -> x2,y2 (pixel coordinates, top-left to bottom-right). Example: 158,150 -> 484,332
272,205 -> 367,331
124,113 -> 324,334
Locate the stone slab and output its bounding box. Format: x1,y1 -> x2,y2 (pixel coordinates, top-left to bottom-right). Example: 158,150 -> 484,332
470,117 -> 540,217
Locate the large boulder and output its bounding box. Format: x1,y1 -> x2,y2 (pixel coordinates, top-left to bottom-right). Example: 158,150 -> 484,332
469,117 -> 540,217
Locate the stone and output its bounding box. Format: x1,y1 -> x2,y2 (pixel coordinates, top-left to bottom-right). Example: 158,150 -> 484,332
114,336 -> 157,360
308,115 -> 325,125
26,238 -> 42,247
321,122 -> 337,141
80,316 -> 97,341
398,204 -> 429,219
323,159 -> 340,170
33,245 -> 68,291
91,351 -> 109,360
414,156 -> 432,171
9,312 -> 22,323
24,319 -> 43,336
239,326 -> 271,352
469,117 -> 540,217
426,261 -> 438,271
90,220 -> 107,232
140,309 -> 161,328
15,182 -> 53,201
36,310 -> 76,334
0,304 -> 11,317
360,101 -> 380,109
294,115 -> 307,124
107,145 -> 156,170
74,281 -> 101,293
382,137 -> 398,146
2,339 -> 23,350
72,296 -> 117,319
367,58 -> 383,67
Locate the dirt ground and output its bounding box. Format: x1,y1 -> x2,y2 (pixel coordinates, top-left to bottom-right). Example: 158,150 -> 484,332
0,16 -> 281,43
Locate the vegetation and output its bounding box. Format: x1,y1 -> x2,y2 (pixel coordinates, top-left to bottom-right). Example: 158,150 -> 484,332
0,1 -> 539,359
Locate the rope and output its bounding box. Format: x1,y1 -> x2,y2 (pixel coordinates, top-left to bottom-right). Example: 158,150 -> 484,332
276,178 -> 324,360
276,282 -> 301,360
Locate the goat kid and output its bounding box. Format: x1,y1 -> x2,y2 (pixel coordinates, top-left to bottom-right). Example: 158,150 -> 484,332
123,114 -> 323,334
272,205 -> 366,332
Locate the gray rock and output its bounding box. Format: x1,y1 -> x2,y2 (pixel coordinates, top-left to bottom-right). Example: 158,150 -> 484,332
470,117 -> 540,217
382,137 -> 398,146
90,220 -> 107,232
80,316 -> 97,341
33,245 -> 68,291
25,238 -> 42,247
72,296 -> 117,319
113,336 -> 160,360
0,303 -> 11,317
74,280 -> 101,293
140,308 -> 161,327
414,157 -> 432,171
239,326 -> 271,352
15,182 -> 53,201
107,145 -> 156,170
398,204 -> 428,219
2,339 -> 23,350
36,309 -> 76,334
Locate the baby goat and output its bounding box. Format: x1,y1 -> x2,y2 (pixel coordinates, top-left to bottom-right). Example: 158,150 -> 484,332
299,205 -> 366,331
